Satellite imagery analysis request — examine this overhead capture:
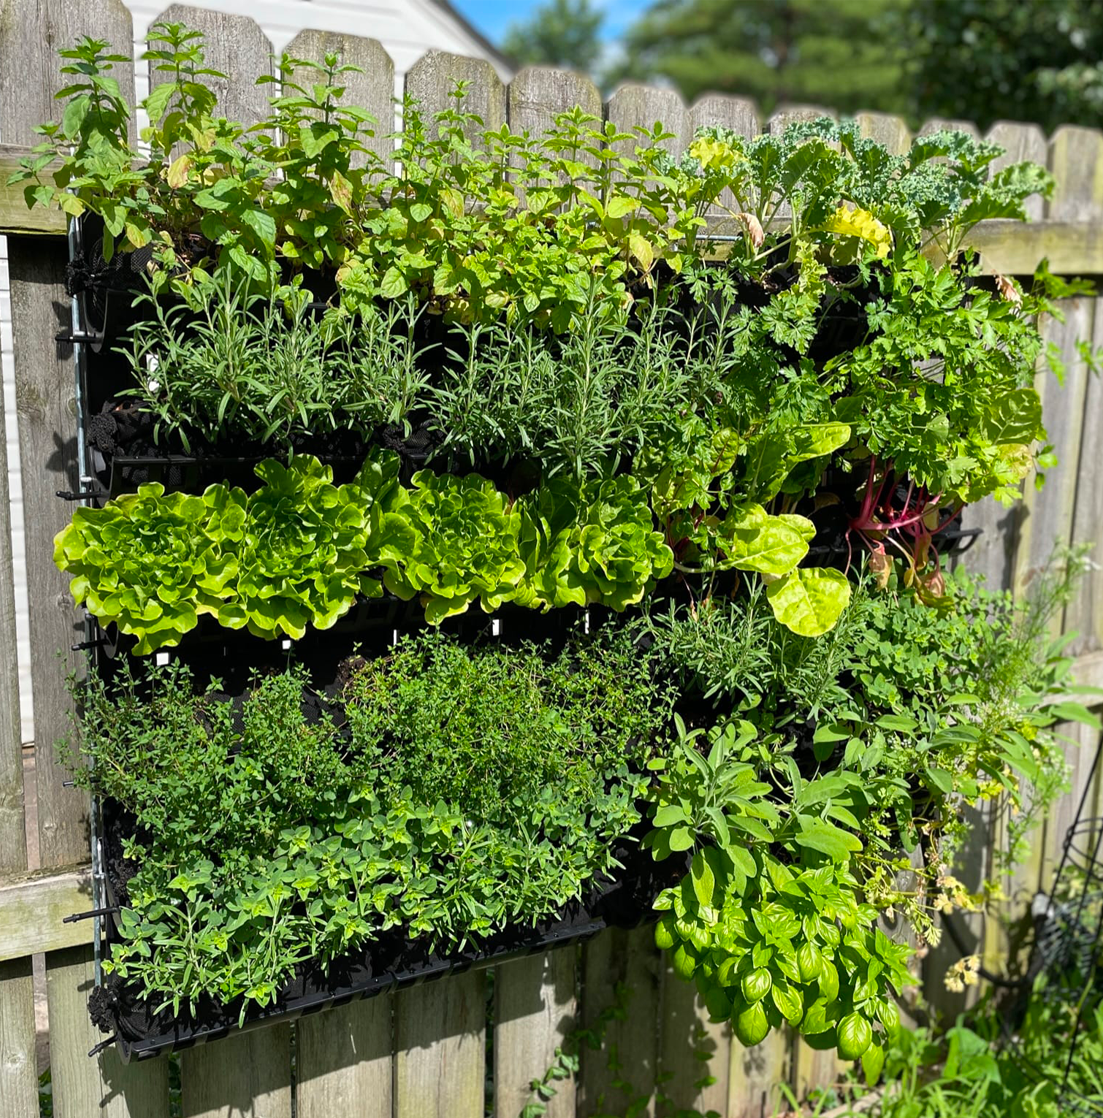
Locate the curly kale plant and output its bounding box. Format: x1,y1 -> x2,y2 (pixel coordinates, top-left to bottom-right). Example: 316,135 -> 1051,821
53,483 -> 241,654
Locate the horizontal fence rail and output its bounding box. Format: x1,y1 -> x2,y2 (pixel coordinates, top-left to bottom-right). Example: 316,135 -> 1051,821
0,1 -> 1102,1116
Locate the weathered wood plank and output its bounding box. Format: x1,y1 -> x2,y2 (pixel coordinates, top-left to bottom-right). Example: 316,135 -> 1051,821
0,866 -> 94,961
855,111 -> 911,154
494,950 -> 576,1118
961,217 -> 1103,275
296,996 -> 393,1118
283,31 -> 395,169
658,962 -> 730,1116
578,927 -> 661,1117
728,1031 -> 789,1118
8,234 -> 87,867
394,970 -> 486,1118
47,945 -> 170,1118
606,84 -> 688,160
180,1025 -> 292,1118
0,214 -> 25,875
0,959 -> 38,1118
508,66 -> 602,142
1064,300 -> 1103,657
1,1 -> 134,872
1047,126 -> 1103,222
406,50 -> 507,136
918,118 -> 981,139
987,122 -> 1048,221
0,147 -> 66,234
792,1039 -> 845,1108
147,6 -> 272,127
1013,297 -> 1094,603
0,1 -> 135,148
688,94 -> 759,140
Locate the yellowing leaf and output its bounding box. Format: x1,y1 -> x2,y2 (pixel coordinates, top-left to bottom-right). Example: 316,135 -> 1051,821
689,136 -> 740,171
606,194 -> 637,220
628,231 -> 655,271
766,567 -> 852,636
329,170 -> 353,216
819,206 -> 892,258
166,153 -> 192,189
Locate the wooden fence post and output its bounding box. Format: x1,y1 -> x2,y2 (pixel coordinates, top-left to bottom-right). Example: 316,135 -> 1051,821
284,30 -> 396,168
394,970 -> 486,1118
494,950 -> 577,1118
578,927 -> 661,1117
2,2 -> 168,1112
406,50 -> 507,138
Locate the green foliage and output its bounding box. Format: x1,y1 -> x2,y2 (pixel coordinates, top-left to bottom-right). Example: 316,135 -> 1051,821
379,469 -> 525,623
641,553 -> 1098,1057
516,475 -> 674,611
502,0 -> 604,74
52,483 -> 239,654
907,0 -> 1103,134
614,0 -> 911,116
56,456 -> 377,647
69,630 -> 669,1017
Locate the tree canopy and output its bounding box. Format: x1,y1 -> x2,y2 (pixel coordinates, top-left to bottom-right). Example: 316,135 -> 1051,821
502,0 -> 604,74
613,0 -> 909,117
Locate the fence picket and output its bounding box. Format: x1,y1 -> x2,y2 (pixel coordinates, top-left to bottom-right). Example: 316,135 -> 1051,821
986,122 -> 1048,221
855,111 -> 911,154
296,997 -> 393,1118
918,117 -> 981,139
394,970 -> 486,1118
406,50 -> 507,137
1047,126 -> 1103,221
0,959 -> 37,1118
658,962 -> 731,1116
508,66 -> 602,143
284,31 -> 396,169
147,6 -> 271,126
46,946 -> 170,1118
1064,305 -> 1103,656
180,1025 -> 291,1118
579,927 -> 661,1117
607,84 -> 688,159
729,1033 -> 789,1118
494,950 -> 577,1118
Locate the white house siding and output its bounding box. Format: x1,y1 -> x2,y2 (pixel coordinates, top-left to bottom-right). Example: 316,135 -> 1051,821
1,0 -> 509,746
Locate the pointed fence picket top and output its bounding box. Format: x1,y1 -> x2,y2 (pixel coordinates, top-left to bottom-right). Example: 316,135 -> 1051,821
406,49 -> 507,140
0,6 -> 1102,1117
284,30 -> 397,170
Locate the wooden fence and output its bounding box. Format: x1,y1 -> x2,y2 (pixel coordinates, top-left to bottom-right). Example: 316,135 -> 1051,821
0,2 -> 1101,1116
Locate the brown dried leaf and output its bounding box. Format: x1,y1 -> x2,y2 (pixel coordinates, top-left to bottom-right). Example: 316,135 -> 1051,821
734,211 -> 765,250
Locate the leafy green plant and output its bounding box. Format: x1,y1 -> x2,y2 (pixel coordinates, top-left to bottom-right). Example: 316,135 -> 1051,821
68,630 -> 670,1017
516,474 -> 674,612
53,482 -> 240,654
214,456 -> 377,639
641,553 -> 1099,1063
378,468 -> 525,623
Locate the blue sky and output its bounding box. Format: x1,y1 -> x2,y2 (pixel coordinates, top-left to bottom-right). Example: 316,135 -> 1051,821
452,0 -> 643,50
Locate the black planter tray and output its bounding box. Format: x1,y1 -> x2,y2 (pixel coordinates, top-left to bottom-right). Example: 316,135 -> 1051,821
88,834 -> 676,1062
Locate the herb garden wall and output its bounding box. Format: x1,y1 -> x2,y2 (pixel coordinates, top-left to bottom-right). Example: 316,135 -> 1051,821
1,3 -> 1102,1118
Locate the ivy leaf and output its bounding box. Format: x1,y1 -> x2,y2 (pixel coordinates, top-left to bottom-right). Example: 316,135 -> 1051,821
766,567 -> 851,636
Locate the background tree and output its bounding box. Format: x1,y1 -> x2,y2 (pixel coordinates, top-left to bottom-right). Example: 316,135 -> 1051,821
613,0 -> 909,116
502,0 -> 604,74
907,0 -> 1103,132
